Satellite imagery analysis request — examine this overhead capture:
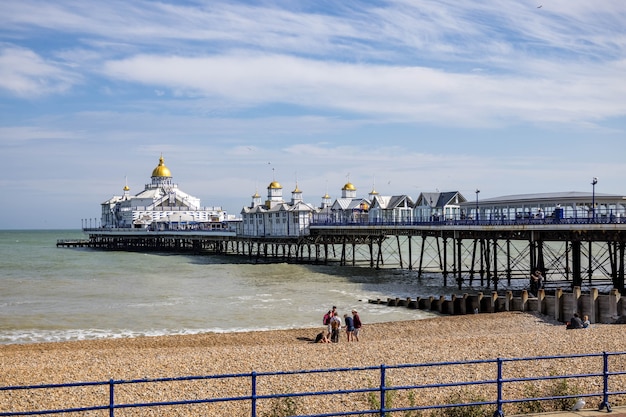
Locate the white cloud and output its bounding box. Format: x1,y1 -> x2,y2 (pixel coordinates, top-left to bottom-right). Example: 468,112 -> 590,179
0,46 -> 80,96
101,52 -> 626,127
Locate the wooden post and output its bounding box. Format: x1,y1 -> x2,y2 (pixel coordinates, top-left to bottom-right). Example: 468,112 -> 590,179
560,286 -> 581,323
419,296 -> 433,310
590,288 -> 598,323
466,293 -> 480,314
537,288 -> 545,314
573,286 -> 582,300
458,293 -> 468,315
521,290 -> 529,312
554,288 -> 563,322
491,291 -> 498,313
609,288 -> 620,320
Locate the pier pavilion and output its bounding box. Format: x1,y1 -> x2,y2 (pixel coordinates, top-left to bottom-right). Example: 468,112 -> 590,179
97,156 -> 228,230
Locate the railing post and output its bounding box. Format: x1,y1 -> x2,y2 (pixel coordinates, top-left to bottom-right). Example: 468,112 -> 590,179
250,371 -> 258,417
493,358 -> 504,417
600,352 -> 612,412
380,364 -> 386,417
109,379 -> 115,417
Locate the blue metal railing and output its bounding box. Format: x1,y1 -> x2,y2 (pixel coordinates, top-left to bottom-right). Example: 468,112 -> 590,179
2,351 -> 625,416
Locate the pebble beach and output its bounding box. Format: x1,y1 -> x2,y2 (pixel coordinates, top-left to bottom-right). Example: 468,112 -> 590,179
2,312 -> 626,416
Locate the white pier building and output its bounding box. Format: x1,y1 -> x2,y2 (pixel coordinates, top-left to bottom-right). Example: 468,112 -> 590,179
100,156 -> 227,229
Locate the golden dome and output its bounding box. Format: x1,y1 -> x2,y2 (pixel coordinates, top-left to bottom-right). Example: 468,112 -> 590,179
343,182 -> 356,191
123,185 -> 130,191
151,156 -> 172,178
323,193 -> 331,199
268,181 -> 282,189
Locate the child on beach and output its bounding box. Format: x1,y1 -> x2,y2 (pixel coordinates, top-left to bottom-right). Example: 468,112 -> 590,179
583,315 -> 590,328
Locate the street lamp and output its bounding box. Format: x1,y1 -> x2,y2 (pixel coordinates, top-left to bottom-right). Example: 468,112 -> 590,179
591,177 -> 598,220
475,189 -> 480,221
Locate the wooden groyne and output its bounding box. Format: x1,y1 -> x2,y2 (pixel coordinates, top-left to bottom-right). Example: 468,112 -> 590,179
370,287 -> 626,325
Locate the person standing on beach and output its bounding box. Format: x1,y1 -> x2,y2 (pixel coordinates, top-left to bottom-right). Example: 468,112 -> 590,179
330,311 -> 341,343
352,310 -> 362,341
325,306 -> 336,339
344,313 -> 354,342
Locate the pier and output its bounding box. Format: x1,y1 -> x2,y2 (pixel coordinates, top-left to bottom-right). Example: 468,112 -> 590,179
60,217 -> 626,295
66,156 -> 626,295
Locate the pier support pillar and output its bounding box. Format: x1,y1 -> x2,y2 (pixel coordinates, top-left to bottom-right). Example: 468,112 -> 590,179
442,237 -> 448,286
572,240 -> 583,288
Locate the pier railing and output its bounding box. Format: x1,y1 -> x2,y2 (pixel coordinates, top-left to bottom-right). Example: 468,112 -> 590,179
310,215 -> 626,228
2,351 -> 626,416
80,213 -> 626,234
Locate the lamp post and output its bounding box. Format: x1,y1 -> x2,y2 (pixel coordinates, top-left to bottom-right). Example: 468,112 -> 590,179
475,189 -> 480,222
591,177 -> 598,220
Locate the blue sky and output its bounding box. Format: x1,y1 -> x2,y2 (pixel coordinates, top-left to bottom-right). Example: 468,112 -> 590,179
1,0 -> 625,229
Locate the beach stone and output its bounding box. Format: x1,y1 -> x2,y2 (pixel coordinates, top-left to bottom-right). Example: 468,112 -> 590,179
1,312 -> 625,416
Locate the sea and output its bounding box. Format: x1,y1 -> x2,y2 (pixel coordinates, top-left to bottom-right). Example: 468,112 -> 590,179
0,230 -> 458,345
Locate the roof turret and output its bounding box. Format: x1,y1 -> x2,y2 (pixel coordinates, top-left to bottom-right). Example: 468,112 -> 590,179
343,182 -> 356,191
151,156 -> 172,178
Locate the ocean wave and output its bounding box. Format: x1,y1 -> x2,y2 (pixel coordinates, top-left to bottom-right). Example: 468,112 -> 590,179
0,324 -> 325,345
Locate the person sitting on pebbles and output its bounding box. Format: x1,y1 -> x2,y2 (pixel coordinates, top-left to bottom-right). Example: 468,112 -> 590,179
314,331 -> 331,343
